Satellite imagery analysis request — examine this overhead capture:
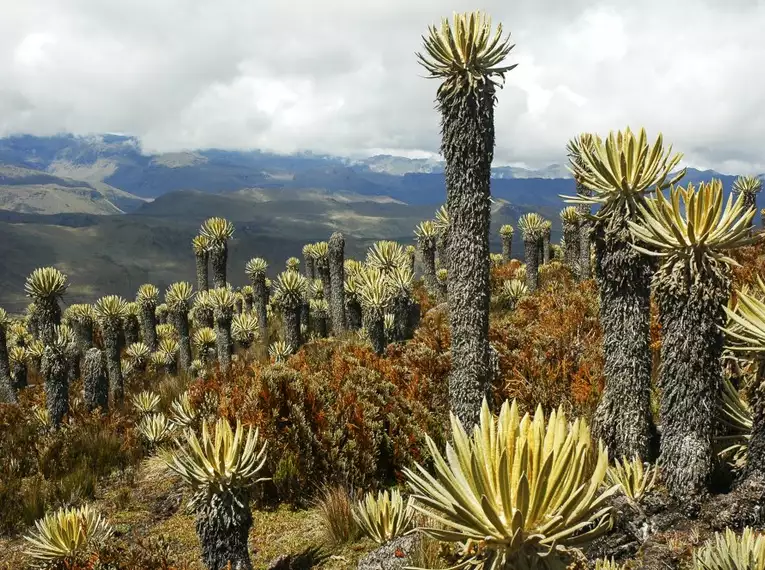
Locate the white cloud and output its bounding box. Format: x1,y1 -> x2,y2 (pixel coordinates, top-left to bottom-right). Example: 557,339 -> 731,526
1,0 -> 764,172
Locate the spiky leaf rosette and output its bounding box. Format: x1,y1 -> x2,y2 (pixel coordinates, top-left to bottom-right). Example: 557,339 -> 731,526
416,10 -> 517,106
232,312 -> 259,344
126,342 -> 151,365
565,133 -> 597,187
163,417 -> 268,512
302,243 -> 314,257
149,351 -> 169,370
564,128 -> 686,221
517,213 -> 545,241
357,268 -> 392,314
629,180 -> 759,285
499,279 -> 527,307
716,375 -> 751,470
490,253 -> 504,267
51,325 -> 75,350
606,456 -> 659,504
436,268 -> 448,283
165,282 -> 195,312
733,175 -> 763,198
353,489 -> 415,545
168,391 -> 197,428
25,267 -> 69,303
309,299 -> 329,318
693,527 -> 765,569
132,390 -> 161,415
245,257 -> 268,278
155,323 -> 177,341
136,284 -> 160,306
94,295 -> 128,321
386,265 -> 415,294
24,504 -> 113,562
9,346 -> 27,365
560,207 -> 580,225
27,340 -> 45,361
269,340 -> 292,364
192,234 -> 212,255
310,241 -> 330,267
345,259 -> 364,279
309,278 -> 324,300
415,220 -> 438,245
594,559 -> 626,570
208,287 -> 237,311
366,241 -> 408,274
158,338 -> 179,363
199,217 -> 234,246
193,327 -> 217,350
499,224 -> 514,237
273,271 -> 308,308
404,399 -> 617,570
286,257 -> 300,272
433,205 -> 450,233
138,412 -> 176,445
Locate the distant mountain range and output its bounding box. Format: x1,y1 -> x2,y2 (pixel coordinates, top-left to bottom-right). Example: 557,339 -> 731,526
0,133 -> 761,310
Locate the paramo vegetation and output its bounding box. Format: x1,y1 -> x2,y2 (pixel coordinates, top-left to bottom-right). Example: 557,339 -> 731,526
3,9 -> 765,570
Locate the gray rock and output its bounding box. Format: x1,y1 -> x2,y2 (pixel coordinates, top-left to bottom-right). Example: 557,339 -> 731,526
357,534 -> 420,570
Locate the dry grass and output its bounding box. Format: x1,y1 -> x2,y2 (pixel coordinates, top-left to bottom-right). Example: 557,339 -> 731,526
315,485 -> 360,546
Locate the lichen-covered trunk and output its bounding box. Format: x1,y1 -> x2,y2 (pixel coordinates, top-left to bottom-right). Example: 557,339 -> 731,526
658,277 -> 727,503
363,310 -> 386,356
746,362 -> 765,479
317,264 -> 332,331
124,315 -> 140,346
523,238 -> 540,292
0,328 -> 15,403
102,320 -> 124,405
392,294 -> 412,342
441,87 -> 494,429
305,256 -> 315,280
234,297 -> 243,315
251,274 -> 268,341
283,306 -> 302,352
196,500 -> 253,570
214,310 -> 233,373
328,233 -> 347,334
195,251 -> 209,292
243,293 -> 253,313
65,342 -> 80,386
175,310 -> 192,373
591,222 -> 654,461
407,250 -> 416,277
211,244 -> 228,289
72,320 -> 94,353
198,307 -> 214,330
37,298 -> 61,346
420,242 -> 438,297
300,301 -> 310,335
576,189 -> 592,279
501,236 -> 512,263
346,299 -> 362,330
562,222 -> 580,272
139,305 -> 158,351
42,346 -> 68,427
542,233 -> 551,265
83,348 -> 108,413
437,231 -> 449,269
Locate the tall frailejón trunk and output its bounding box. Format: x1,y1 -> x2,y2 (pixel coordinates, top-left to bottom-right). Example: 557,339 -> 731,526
304,255 -> 315,280
195,251 -> 209,292
83,348 -> 108,413
211,244 -> 228,289
42,345 -> 68,427
37,298 -> 61,346
328,233 -> 347,334
658,274 -> 727,504
437,230 -> 450,269
101,319 -> 124,405
591,220 -> 654,460
174,309 -> 192,373
139,303 -> 158,351
214,308 -> 233,373
346,297 -> 362,330
523,237 -> 540,292
0,325 -> 15,403
251,272 -> 268,341
363,309 -> 386,356
746,361 -> 765,480
562,221 -> 580,271
501,235 -> 512,263
283,305 -> 302,352
197,499 -> 253,570
542,230 -> 551,265
316,263 -> 332,331
420,240 -> 438,297
442,87 -> 494,429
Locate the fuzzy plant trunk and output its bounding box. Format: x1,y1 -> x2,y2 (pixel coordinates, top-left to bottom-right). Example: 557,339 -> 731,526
346,298 -> 362,330
316,263 -> 332,330
243,292 -> 253,313
0,326 -> 14,403
210,244 -> 228,289
437,231 -> 450,270
300,301 -> 310,334
523,237 -> 540,292
101,319 -> 125,406
173,309 -> 193,374
576,185 -> 593,279
313,314 -> 328,338
501,235 -> 512,263
658,274 -> 728,503
283,304 -> 302,352
363,310 -> 386,356
562,221 -> 580,271
542,232 -> 551,265
11,360 -> 27,393
407,249 -> 416,277
328,232 -> 347,334
139,303 -> 158,351
195,251 -> 210,292
65,342 -> 80,387
250,272 -> 269,341
198,307 -> 214,330
36,298 -> 61,346
71,319 -> 94,353
196,500 -> 253,570
214,308 -> 233,373
124,315 -> 140,346
391,294 -> 413,341
42,345 -> 68,427
234,297 -> 243,315
304,256 -> 315,280
419,241 -> 438,297
591,221 -> 654,461
746,362 -> 765,480
441,87 -> 494,429
83,348 -> 108,413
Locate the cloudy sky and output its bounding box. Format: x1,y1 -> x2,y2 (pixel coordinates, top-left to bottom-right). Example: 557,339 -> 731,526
1,0 -> 764,172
